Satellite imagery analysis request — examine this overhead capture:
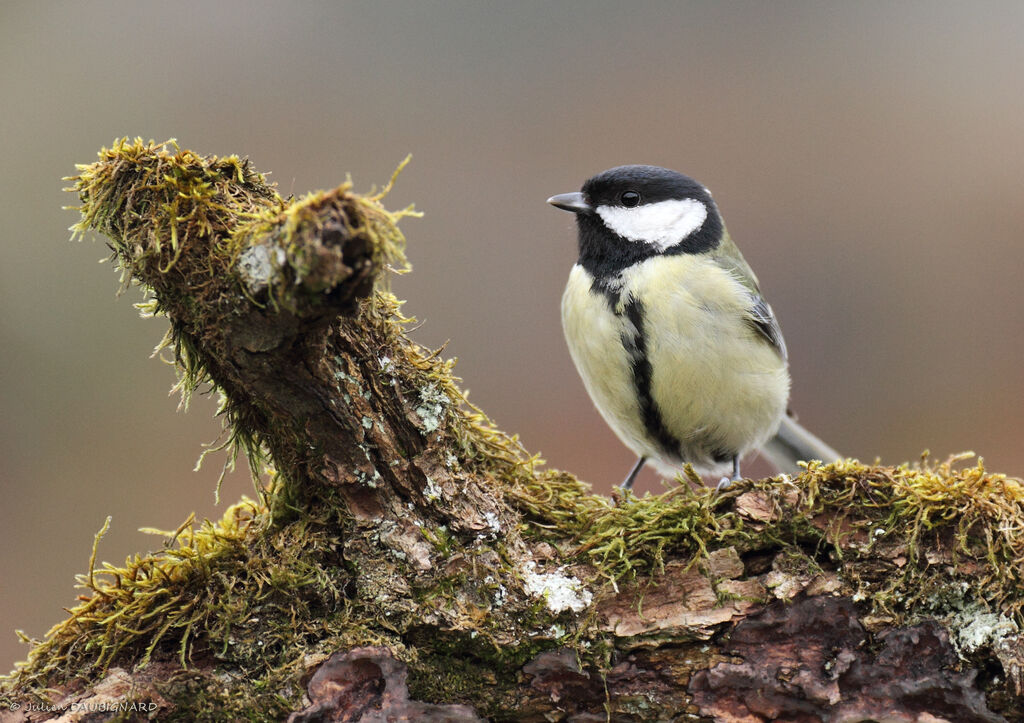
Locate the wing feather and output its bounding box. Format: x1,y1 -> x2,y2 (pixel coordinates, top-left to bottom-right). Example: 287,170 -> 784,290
746,295 -> 788,361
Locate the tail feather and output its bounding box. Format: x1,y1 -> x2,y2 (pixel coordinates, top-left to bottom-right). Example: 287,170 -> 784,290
760,414 -> 842,476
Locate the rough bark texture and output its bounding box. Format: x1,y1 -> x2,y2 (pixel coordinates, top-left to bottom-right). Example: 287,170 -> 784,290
288,647 -> 482,722
3,140 -> 1024,722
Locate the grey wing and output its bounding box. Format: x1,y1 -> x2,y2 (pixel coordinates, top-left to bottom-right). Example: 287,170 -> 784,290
746,295 -> 788,361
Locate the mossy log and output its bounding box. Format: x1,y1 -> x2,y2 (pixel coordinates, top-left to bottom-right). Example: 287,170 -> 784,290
3,139 -> 1024,721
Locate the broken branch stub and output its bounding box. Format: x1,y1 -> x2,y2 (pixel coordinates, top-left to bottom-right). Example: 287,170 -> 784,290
68,139 -> 519,538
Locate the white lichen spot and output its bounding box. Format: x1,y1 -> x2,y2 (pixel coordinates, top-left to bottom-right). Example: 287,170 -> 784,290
237,245 -> 276,293
333,370 -> 359,385
355,466 -> 380,489
415,383 -> 448,434
522,561 -> 593,614
423,476 -> 443,502
951,605 -> 1019,657
362,416 -> 373,430
483,510 -> 501,534
484,576 -> 508,608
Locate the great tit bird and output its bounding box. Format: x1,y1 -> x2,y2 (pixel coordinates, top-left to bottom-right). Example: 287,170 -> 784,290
548,164 -> 839,490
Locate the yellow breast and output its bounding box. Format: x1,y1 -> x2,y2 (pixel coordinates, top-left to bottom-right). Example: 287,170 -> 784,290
561,255 -> 789,475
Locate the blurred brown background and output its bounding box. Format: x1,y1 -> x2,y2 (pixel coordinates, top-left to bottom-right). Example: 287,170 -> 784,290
2,1 -> 1023,673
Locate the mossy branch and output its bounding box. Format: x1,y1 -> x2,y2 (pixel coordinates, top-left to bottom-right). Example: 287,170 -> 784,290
3,139 -> 1024,721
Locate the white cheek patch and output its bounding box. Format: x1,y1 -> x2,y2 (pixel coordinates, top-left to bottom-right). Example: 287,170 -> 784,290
596,198 -> 708,251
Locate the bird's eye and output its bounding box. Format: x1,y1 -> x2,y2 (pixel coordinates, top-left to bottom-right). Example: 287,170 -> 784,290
620,191 -> 641,207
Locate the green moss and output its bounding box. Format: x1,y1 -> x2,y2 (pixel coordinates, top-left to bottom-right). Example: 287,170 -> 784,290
508,454 -> 1024,633
64,139 -> 424,500
7,431 -> 1023,712
155,668 -> 298,722
228,159 -> 415,311
7,139 -> 1023,716
406,652 -> 498,707
420,525 -> 456,556
6,489 -> 339,690
508,467 -> 728,585
66,139 -> 537,509
404,626 -> 558,715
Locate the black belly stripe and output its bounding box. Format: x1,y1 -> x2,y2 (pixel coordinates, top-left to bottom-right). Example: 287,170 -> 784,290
620,297 -> 684,459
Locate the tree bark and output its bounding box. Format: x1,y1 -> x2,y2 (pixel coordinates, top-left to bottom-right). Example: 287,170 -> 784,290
2,139 -> 1023,722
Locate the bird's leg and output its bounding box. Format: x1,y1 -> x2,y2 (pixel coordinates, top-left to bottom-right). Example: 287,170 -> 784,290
716,456 -> 742,490
621,456 -> 646,490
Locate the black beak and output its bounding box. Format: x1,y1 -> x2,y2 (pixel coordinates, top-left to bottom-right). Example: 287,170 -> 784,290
546,191 -> 592,214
